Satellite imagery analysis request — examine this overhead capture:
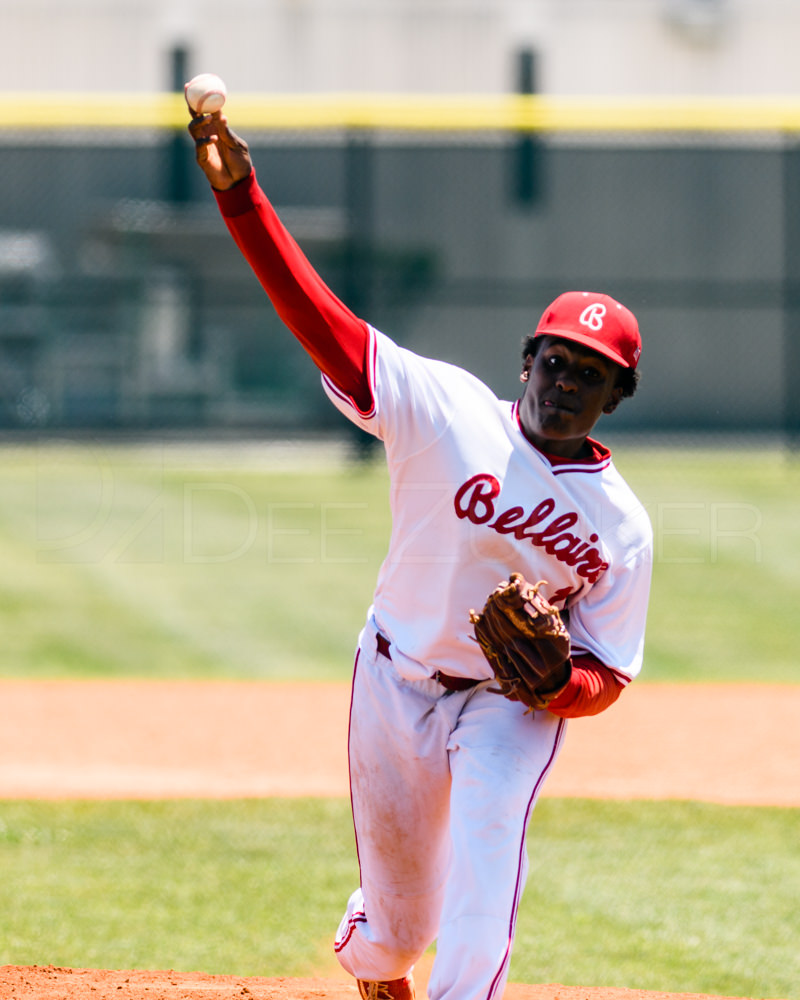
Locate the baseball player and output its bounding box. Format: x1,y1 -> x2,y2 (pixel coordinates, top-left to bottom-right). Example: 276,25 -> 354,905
188,108 -> 652,1000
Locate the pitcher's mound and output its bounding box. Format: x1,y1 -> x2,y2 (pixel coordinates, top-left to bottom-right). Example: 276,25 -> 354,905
0,967 -> 758,1000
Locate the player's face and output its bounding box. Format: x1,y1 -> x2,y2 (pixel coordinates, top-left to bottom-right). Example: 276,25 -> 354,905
518,337 -> 624,459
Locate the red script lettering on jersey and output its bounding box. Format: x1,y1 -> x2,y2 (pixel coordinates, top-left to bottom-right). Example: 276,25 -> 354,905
453,473 -> 608,583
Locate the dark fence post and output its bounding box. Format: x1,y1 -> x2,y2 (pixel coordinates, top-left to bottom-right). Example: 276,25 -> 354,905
782,140 -> 800,451
167,45 -> 192,203
343,130 -> 375,314
513,47 -> 543,207
343,130 -> 379,457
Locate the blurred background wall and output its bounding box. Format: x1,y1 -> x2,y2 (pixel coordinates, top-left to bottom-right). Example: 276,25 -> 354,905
0,0 -> 791,96
0,0 -> 799,439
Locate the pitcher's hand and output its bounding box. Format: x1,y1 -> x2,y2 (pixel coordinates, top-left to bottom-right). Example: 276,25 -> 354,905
187,103 -> 252,191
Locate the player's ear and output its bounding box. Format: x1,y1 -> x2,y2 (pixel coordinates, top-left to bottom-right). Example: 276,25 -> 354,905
520,355 -> 533,383
602,385 -> 624,414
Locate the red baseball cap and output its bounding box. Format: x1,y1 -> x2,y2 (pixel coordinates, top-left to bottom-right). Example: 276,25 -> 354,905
534,291 -> 642,369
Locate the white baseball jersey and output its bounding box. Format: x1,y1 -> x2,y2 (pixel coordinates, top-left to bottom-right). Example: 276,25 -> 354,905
323,326 -> 652,686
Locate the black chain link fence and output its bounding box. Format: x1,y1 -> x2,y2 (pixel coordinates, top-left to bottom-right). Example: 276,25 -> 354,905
0,126 -> 796,442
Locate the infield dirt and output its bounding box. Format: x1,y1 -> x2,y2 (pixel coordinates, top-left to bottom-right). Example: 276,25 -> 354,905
1,680 -> 797,805
0,965 -> 767,1000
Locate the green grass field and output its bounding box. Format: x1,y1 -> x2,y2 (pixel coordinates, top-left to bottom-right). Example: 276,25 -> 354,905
1,439 -> 798,999
0,439 -> 798,682
0,798 -> 797,999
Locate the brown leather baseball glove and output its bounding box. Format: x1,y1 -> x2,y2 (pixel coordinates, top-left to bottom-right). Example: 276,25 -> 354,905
469,573 -> 572,712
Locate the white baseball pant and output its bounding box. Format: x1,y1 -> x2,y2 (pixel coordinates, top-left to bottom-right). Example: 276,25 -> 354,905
334,621 -> 566,1000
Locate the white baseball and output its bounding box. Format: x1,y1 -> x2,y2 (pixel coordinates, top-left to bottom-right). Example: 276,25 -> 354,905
185,73 -> 227,114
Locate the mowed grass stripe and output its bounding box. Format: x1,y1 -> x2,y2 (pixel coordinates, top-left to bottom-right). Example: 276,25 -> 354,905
0,798 -> 797,999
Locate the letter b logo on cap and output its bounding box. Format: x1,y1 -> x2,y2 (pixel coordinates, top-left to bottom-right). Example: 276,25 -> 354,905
579,303 -> 607,331
534,290 -> 642,369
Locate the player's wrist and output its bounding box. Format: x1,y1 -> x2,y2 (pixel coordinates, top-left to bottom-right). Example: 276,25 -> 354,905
214,168 -> 257,216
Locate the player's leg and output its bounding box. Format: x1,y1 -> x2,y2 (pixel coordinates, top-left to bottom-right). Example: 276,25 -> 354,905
334,636 -> 454,982
427,690 -> 567,1000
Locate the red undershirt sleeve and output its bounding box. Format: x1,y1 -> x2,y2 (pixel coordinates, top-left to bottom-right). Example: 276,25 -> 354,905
213,170 -> 373,413
546,654 -> 625,718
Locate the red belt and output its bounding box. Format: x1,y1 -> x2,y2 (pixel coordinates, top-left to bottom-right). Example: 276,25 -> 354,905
375,633 -> 480,692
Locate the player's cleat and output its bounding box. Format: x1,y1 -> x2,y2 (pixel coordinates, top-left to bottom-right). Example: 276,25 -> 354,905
356,975 -> 415,1000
